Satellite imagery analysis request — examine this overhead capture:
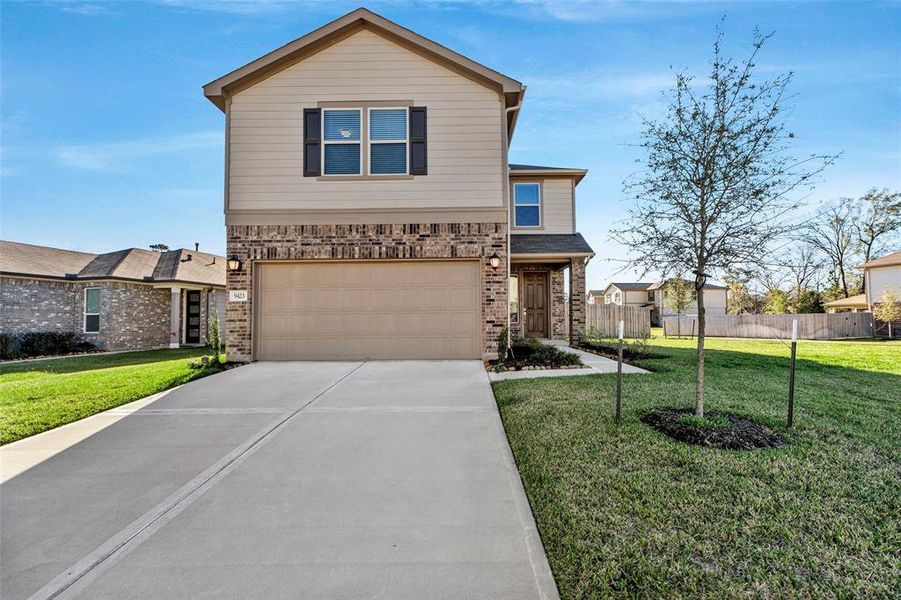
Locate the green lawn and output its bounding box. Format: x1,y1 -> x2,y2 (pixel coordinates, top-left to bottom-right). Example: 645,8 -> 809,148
493,336 -> 900,598
1,348 -> 214,444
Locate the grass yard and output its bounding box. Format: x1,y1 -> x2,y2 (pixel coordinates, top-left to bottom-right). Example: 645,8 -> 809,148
493,335 -> 900,598
1,348 -> 214,444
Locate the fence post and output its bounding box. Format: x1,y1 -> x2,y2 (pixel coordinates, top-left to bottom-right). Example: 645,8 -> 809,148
788,319 -> 798,427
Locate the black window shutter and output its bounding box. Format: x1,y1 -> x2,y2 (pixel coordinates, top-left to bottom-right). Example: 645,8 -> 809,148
409,106 -> 427,175
303,108 -> 321,177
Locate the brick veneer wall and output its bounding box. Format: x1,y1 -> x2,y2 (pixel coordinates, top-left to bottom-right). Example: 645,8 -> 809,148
226,223 -> 508,361
509,264 -> 567,340
1,278 -> 81,334
1,277 -> 172,350
569,258 -> 587,344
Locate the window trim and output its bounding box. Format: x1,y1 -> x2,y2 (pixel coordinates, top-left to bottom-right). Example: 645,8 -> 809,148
321,107 -> 363,177
83,287 -> 100,334
367,106 -> 409,176
512,181 -> 543,228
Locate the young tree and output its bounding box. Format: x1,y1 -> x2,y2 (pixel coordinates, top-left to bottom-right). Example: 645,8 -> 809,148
763,288 -> 790,314
664,277 -> 695,314
872,289 -> 901,339
857,188 -> 901,264
612,29 -> 834,416
725,269 -> 758,314
803,198 -> 859,298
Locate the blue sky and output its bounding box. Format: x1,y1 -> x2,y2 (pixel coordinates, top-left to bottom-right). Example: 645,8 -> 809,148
2,0 -> 899,291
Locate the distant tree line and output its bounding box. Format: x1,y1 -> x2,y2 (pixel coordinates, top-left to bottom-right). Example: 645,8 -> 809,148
723,188 -> 900,315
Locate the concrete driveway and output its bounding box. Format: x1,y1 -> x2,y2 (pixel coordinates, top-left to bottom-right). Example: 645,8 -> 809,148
1,361 -> 557,600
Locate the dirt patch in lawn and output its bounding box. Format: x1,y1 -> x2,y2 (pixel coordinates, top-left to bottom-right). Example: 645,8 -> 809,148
641,408 -> 785,450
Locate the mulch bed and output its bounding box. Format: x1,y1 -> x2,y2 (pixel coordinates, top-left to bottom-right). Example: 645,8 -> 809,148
641,408 -> 785,451
579,342 -> 667,364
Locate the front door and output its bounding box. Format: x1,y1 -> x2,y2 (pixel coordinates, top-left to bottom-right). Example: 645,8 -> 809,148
185,290 -> 201,344
523,272 -> 548,338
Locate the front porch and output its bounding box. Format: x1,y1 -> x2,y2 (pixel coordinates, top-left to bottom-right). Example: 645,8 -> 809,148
509,233 -> 593,345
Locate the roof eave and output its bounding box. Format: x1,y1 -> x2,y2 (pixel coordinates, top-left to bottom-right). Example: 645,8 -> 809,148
510,168 -> 588,185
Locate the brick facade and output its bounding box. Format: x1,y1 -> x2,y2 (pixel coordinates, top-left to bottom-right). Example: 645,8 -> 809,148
1,276 -> 218,351
226,223 -> 508,361
569,258 -> 587,344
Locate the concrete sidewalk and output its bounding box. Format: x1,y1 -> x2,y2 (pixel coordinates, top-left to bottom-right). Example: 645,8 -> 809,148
1,361 -> 558,600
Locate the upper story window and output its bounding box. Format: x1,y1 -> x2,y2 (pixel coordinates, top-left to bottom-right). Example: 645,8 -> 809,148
369,108 -> 408,175
513,182 -> 541,228
322,109 -> 362,175
84,287 -> 100,333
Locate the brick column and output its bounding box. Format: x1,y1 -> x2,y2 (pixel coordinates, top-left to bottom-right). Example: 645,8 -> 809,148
569,258 -> 587,345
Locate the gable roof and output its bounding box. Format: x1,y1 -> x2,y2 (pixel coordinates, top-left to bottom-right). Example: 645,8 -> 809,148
203,8 -> 525,135
0,240 -> 225,287
859,250 -> 901,268
606,282 -> 654,291
647,279 -> 728,291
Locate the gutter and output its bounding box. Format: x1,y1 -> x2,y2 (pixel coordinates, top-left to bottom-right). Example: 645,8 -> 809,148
504,86 -> 527,357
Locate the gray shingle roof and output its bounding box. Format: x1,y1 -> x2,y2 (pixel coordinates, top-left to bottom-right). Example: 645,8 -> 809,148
510,234 -> 594,255
607,282 -> 654,291
0,240 -> 225,287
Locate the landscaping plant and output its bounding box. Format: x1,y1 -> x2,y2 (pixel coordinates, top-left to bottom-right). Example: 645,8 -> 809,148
872,288 -> 901,338
612,27 -> 835,416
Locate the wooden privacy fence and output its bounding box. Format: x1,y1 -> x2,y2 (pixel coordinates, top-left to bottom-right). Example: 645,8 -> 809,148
662,312 -> 875,340
586,304 -> 652,338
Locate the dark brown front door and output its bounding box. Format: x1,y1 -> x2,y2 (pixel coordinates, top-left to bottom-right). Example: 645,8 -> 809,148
185,290 -> 201,344
523,272 -> 548,338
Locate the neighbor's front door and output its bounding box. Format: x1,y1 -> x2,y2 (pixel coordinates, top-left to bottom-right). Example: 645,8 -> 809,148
523,272 -> 548,338
185,290 -> 201,344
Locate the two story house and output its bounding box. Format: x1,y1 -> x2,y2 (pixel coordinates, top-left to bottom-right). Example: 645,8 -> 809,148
204,8 -> 593,361
590,280 -> 728,325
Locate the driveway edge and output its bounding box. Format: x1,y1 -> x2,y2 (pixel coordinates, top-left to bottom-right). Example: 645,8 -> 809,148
484,371 -> 561,600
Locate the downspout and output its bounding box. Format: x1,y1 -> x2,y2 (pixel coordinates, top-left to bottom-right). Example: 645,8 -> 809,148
503,86 -> 526,357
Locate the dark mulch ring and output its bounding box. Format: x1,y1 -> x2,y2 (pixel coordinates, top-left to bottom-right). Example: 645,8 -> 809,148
641,408 -> 785,451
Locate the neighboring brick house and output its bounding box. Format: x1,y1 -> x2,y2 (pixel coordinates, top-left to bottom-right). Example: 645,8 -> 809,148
204,8 -> 594,362
0,240 -> 226,351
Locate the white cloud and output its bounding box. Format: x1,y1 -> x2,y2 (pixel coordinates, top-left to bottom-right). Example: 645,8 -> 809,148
55,130 -> 222,171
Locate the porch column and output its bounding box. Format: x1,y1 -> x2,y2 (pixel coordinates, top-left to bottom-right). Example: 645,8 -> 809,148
569,258 -> 587,345
169,287 -> 181,348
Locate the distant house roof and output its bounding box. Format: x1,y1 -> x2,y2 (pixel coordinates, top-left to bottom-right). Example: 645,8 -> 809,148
647,279 -> 727,291
606,282 -> 655,291
823,293 -> 868,308
0,241 -> 225,287
510,234 -> 594,256
859,250 -> 901,269
509,163 -> 588,184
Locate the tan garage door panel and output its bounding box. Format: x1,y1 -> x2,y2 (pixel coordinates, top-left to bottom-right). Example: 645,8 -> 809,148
256,261 -> 481,360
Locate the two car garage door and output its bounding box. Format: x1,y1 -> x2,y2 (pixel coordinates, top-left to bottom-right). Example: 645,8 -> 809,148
255,261 -> 481,360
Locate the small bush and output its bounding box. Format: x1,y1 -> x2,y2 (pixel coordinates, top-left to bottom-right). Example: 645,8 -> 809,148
3,332 -> 96,359
503,338 -> 583,369
207,311 -> 222,358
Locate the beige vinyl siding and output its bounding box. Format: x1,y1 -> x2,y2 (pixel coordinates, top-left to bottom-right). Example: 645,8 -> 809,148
624,290 -> 650,305
228,29 -> 505,212
866,264 -> 901,304
510,177 -> 574,234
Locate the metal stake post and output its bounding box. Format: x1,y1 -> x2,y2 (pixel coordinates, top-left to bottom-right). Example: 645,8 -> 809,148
615,320 -> 623,425
788,319 -> 798,427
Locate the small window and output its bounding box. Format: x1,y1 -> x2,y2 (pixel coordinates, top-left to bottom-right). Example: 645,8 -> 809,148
84,287 -> 100,333
369,108 -> 408,175
513,183 -> 541,227
509,276 -> 519,322
322,109 -> 361,175
648,291 -> 655,302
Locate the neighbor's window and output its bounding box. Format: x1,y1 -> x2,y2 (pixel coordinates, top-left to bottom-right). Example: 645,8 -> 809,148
648,291 -> 655,302
369,108 -> 408,175
513,183 -> 541,227
84,287 -> 100,333
322,109 -> 361,175
509,276 -> 519,322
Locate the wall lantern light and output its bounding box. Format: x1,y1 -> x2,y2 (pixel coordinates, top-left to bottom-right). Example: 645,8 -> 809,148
226,255 -> 243,272
488,253 -> 501,269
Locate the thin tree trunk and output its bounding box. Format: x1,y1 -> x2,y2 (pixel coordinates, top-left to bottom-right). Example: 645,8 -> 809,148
695,286 -> 705,417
